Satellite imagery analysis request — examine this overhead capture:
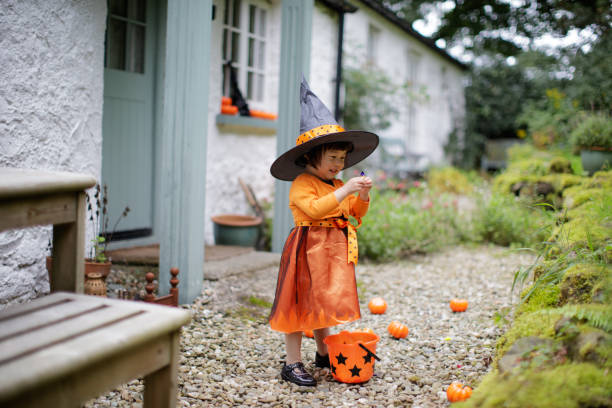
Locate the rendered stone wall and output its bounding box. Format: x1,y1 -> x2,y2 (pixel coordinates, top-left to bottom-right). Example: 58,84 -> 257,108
204,0 -> 282,245
0,0 -> 106,307
344,0 -> 466,164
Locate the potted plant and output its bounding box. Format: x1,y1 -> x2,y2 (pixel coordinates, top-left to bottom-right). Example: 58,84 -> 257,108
47,184 -> 130,290
570,113 -> 612,175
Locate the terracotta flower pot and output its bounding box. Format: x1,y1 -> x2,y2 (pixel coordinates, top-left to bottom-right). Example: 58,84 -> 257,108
46,256 -> 111,295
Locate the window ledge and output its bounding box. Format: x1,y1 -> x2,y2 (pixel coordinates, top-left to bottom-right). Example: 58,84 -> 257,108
215,114 -> 277,135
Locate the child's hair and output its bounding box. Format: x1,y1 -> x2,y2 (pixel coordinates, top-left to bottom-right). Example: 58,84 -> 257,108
296,141 -> 354,168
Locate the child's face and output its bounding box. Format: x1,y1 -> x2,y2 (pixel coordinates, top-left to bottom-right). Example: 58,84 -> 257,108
307,148 -> 347,180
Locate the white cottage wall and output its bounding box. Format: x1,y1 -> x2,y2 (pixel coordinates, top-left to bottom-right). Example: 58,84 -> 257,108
204,1 -> 282,245
309,3 -> 339,111
0,0 -> 106,307
343,0 -> 466,165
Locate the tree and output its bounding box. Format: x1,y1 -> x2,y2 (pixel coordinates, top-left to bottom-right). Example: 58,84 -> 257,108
384,0 -> 611,58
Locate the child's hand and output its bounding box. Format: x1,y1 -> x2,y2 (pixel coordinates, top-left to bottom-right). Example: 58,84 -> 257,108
344,176 -> 371,194
335,176 -> 373,202
358,176 -> 372,200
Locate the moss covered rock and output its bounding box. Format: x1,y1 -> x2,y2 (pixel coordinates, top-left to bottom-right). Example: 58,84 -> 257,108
517,284 -> 560,316
461,363 -> 612,408
496,309 -> 564,360
559,264 -> 609,305
548,157 -> 573,174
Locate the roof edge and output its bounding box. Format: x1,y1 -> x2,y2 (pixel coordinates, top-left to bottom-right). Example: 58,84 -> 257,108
356,0 -> 468,70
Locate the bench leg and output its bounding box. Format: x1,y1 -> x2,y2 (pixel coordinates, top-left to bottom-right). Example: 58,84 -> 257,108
143,332 -> 180,408
51,191 -> 86,293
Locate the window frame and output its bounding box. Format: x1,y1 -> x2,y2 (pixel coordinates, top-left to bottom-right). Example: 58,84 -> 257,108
221,0 -> 269,108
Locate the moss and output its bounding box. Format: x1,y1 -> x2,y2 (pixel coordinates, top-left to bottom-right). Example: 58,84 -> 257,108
550,208 -> 611,251
517,284 -> 561,316
548,157 -> 573,174
585,169 -> 612,189
246,295 -> 272,308
496,309 -> 564,359
493,172 -> 536,194
541,174 -> 583,193
460,363 -> 612,408
509,158 -> 550,176
591,267 -> 612,304
559,264 -> 608,305
563,187 -> 605,210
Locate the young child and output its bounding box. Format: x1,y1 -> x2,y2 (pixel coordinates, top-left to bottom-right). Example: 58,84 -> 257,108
269,78 -> 379,386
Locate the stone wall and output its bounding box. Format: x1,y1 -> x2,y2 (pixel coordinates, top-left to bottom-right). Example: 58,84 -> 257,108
0,0 -> 106,307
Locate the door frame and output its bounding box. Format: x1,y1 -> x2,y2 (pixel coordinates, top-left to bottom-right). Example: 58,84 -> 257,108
105,0 -> 167,251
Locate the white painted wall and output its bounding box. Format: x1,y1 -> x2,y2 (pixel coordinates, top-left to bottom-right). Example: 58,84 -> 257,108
0,0 -> 106,307
343,0 -> 466,164
203,0 -> 282,245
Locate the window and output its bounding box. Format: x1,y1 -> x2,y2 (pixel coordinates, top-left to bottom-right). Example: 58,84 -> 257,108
366,24 -> 381,65
105,0 -> 147,73
222,0 -> 267,103
406,51 -> 421,141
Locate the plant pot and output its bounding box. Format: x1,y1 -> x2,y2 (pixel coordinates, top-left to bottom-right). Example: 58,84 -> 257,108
211,214 -> 262,247
581,148 -> 612,175
46,256 -> 112,288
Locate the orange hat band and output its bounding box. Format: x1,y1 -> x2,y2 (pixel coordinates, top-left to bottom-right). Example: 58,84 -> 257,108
296,124 -> 345,146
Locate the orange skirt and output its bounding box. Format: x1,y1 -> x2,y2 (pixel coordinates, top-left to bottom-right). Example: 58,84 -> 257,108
269,226 -> 361,333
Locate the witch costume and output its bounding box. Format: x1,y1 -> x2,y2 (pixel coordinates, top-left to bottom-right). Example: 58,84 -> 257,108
268,78 -> 379,334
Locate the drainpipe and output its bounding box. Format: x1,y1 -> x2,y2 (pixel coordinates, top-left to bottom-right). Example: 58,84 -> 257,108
323,1 -> 357,121
334,11 -> 345,121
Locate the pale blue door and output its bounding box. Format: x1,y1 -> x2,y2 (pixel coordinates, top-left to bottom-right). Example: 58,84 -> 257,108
102,0 -> 157,240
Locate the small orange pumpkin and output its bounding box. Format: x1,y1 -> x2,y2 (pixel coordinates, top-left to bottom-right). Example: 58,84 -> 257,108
387,321 -> 409,339
368,297 -> 388,314
303,329 -> 314,338
447,382 -> 472,402
360,328 -> 375,334
450,299 -> 468,312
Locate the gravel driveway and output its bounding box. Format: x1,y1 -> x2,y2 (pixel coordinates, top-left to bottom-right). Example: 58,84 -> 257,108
87,245 -> 535,407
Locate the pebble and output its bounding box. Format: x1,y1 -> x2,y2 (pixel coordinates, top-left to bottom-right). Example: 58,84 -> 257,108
84,246 -> 533,407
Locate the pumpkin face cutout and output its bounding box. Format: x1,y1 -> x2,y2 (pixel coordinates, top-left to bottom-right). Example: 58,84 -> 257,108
450,299 -> 468,312
368,297 -> 388,314
387,321 -> 409,339
324,331 -> 380,383
447,382 -> 472,402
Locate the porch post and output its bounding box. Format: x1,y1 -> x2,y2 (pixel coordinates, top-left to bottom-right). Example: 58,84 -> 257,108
159,0 -> 211,303
272,0 -> 314,253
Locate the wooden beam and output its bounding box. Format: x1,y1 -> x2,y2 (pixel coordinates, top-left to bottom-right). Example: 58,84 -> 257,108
272,0 -> 314,253
158,0 -> 212,303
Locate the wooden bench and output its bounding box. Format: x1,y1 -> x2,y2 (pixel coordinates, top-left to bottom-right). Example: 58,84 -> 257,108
0,167 -> 97,293
0,292 -> 191,407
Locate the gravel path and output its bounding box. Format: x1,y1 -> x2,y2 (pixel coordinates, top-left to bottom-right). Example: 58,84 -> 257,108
86,245 -> 535,407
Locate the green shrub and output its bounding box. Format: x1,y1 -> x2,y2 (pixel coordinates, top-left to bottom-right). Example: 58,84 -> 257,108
426,167 -> 473,194
570,113 -> 612,150
357,188 -> 467,261
474,193 -> 553,248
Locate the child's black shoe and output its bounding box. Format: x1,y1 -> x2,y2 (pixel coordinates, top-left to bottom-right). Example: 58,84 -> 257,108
314,352 -> 330,368
281,362 -> 317,386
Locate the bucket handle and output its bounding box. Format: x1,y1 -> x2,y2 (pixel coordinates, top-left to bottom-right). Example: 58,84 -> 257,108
358,343 -> 380,362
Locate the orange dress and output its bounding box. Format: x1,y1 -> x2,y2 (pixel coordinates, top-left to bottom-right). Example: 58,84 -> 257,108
269,173 -> 369,333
